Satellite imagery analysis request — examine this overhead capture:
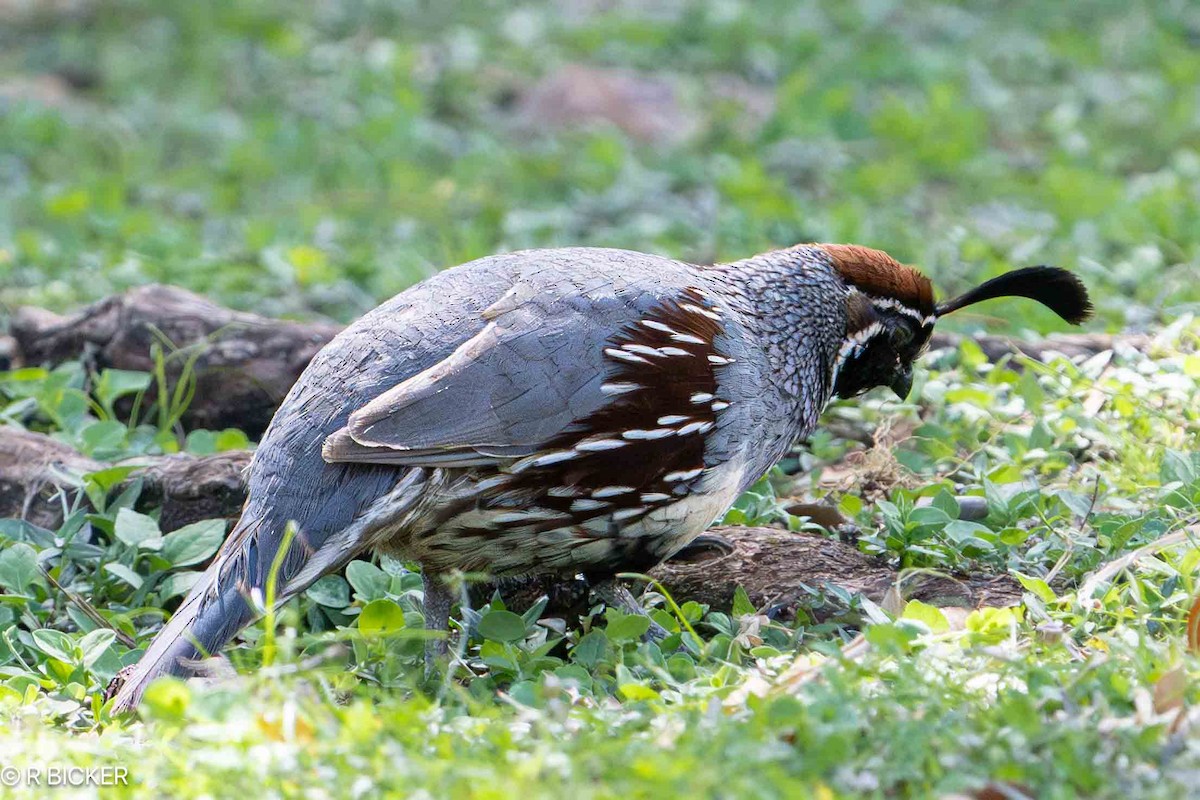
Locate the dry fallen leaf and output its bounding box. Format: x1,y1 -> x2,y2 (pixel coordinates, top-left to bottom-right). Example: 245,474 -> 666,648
1153,666 -> 1187,715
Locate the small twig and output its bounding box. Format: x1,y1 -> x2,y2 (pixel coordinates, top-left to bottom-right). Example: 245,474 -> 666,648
41,567 -> 137,648
1079,524 -> 1200,601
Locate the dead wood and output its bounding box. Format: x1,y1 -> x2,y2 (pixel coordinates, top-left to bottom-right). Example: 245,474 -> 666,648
9,285 -> 340,438
928,331 -> 1146,363
0,428 -> 1020,617
0,427 -> 249,533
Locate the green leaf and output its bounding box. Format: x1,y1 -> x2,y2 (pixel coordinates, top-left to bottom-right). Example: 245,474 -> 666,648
942,520 -> 993,544
521,595 -> 550,626
359,599 -> 406,636
80,419 -> 129,454
679,601 -> 706,623
346,560 -> 389,602
900,600 -> 949,633
908,506 -> 952,528
79,629 -> 116,668
114,508 -> 161,548
1014,572 -> 1057,603
94,369 -> 151,410
731,585 -> 756,618
604,609 -> 651,643
160,519 -> 225,567
83,465 -> 139,510
552,664 -> 593,690
158,572 -> 202,600
32,629 -> 75,663
306,575 -> 350,608
0,543 -> 39,593
618,683 -> 660,702
931,489 -> 960,518
987,464 -> 1024,484
103,562 -> 143,589
213,428 -> 251,452
0,519 -> 55,546
570,631 -> 608,669
183,430 -> 217,455
477,610 -> 527,643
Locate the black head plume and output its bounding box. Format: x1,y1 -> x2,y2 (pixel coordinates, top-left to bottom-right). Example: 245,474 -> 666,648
934,266 -> 1093,324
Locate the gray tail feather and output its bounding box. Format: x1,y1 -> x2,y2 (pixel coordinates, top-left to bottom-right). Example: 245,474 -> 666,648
106,565 -> 255,713
105,468 -> 431,713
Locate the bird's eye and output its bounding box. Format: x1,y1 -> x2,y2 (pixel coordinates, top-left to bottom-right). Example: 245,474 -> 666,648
890,325 -> 913,349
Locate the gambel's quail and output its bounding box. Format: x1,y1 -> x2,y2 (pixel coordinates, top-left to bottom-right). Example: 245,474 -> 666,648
108,243 -> 1091,710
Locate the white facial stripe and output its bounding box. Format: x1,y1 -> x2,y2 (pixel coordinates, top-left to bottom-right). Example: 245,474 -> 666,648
833,287 -> 937,387
867,296 -> 937,327
832,320 -> 885,382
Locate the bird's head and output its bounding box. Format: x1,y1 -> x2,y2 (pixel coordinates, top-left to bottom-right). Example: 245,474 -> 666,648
820,244 -> 1093,400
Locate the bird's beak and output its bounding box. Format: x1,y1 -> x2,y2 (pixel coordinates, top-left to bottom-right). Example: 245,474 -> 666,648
889,367 -> 913,400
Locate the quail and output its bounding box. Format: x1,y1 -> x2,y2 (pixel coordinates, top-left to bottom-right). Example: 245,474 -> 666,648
107,243 -> 1091,710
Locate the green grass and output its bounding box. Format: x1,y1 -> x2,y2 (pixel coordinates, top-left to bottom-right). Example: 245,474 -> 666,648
1,1 -> 1200,797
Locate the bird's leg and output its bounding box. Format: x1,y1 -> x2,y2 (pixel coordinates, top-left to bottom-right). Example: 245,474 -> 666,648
422,570 -> 453,674
589,577 -> 670,643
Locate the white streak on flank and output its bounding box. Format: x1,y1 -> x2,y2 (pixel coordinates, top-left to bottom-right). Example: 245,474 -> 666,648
707,354 -> 733,365
571,498 -> 610,512
622,428 -> 675,440
534,450 -> 580,466
611,507 -> 646,522
677,420 -> 715,436
710,401 -> 730,411
492,510 -> 562,525
641,320 -> 676,334
592,485 -> 635,498
512,450 -> 572,472
658,346 -> 692,357
547,486 -> 581,498
664,467 -> 704,482
690,392 -> 714,404
575,438 -> 627,452
601,381 -> 640,396
605,347 -> 650,365
670,333 -> 706,345
623,343 -> 660,357
640,493 -> 671,503
682,303 -> 722,321
657,415 -> 689,425
474,475 -> 511,492
512,449 -> 578,473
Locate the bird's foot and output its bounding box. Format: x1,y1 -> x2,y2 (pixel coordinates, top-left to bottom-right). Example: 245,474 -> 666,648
422,571 -> 453,680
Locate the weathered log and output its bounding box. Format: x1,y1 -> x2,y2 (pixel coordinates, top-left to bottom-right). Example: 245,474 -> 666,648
929,331 -> 1146,363
0,428 -> 102,530
0,427 -> 249,533
650,528 -> 1023,615
10,287 -> 1135,440
1,427 -> 1020,615
10,285 -> 341,438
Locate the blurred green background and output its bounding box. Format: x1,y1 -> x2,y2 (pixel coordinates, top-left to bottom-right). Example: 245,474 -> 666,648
1,0 -> 1198,332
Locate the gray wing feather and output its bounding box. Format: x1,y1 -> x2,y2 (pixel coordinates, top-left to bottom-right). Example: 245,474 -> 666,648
321,282 -> 650,467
